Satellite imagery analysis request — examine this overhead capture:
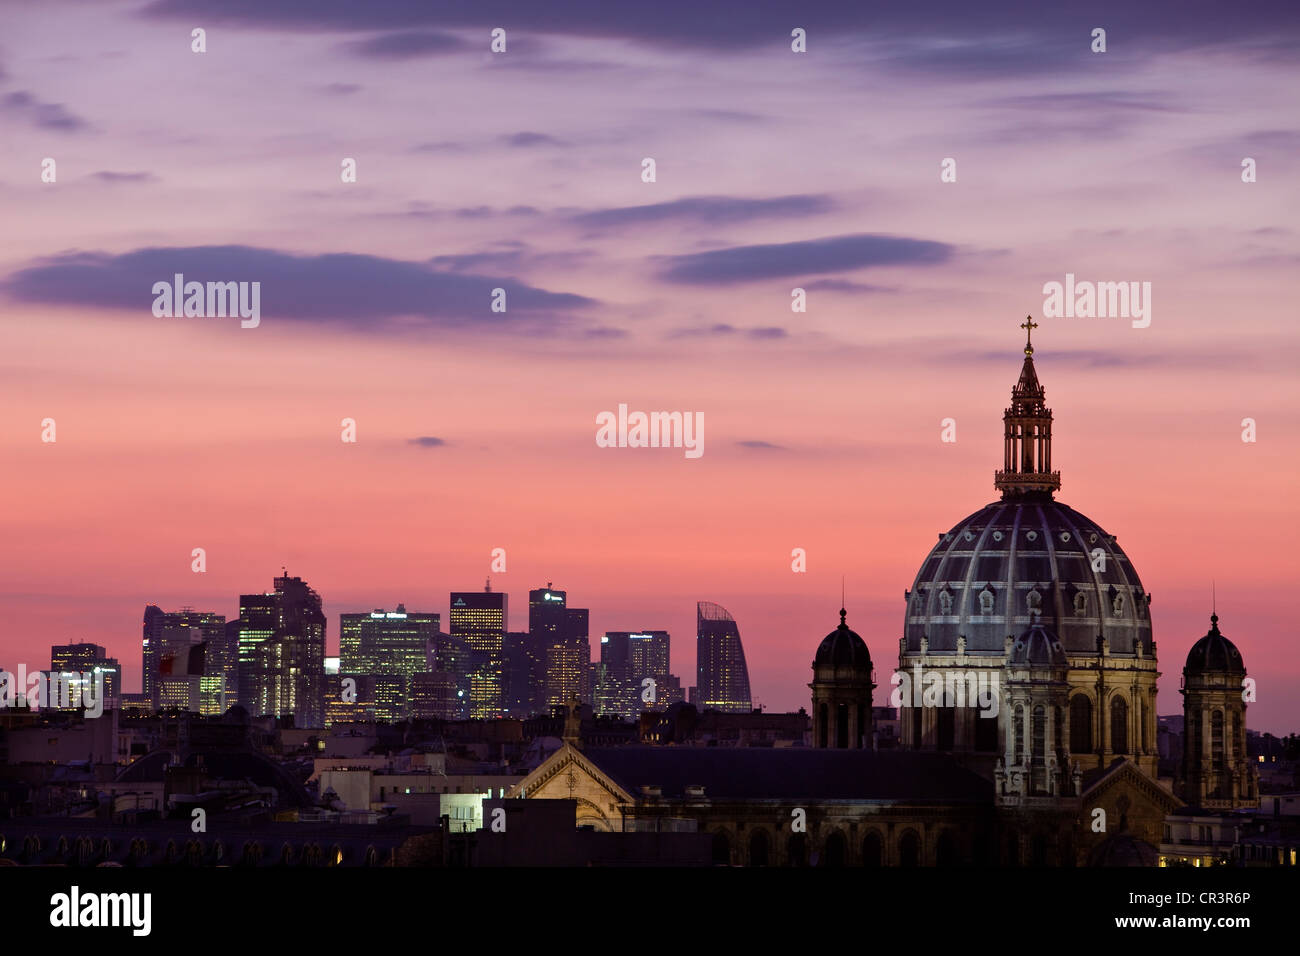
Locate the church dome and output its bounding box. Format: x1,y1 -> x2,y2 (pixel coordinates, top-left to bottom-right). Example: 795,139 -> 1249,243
1184,614 -> 1245,675
903,319 -> 1150,659
905,498 -> 1151,656
814,610 -> 872,671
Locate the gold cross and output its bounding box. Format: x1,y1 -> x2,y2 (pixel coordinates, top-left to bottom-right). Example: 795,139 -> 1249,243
1020,316 -> 1038,334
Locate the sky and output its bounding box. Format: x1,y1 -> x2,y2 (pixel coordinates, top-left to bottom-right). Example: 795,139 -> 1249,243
0,0 -> 1297,732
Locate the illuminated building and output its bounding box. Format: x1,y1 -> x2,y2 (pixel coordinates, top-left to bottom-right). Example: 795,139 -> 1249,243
598,631 -> 678,716
142,607 -> 227,711
338,605 -> 438,721
50,643 -> 121,703
450,583 -> 507,719
529,586 -> 591,711
238,573 -> 327,728
695,602 -> 752,714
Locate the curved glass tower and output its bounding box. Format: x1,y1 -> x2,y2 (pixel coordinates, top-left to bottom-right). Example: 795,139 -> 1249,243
695,601 -> 752,713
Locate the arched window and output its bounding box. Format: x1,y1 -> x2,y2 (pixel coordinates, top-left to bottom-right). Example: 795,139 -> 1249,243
823,831 -> 846,867
898,830 -> 920,867
1141,695 -> 1149,753
1032,706 -> 1046,766
836,703 -> 849,749
1070,695 -> 1092,753
818,703 -> 828,748
1212,710 -> 1225,771
711,830 -> 731,866
748,829 -> 769,867
1110,696 -> 1128,754
1233,712 -> 1243,758
861,831 -> 883,867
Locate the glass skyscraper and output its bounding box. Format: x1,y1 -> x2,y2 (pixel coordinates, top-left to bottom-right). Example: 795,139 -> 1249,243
238,573 -> 327,728
450,584 -> 507,719
695,601 -> 752,714
338,605 -> 438,721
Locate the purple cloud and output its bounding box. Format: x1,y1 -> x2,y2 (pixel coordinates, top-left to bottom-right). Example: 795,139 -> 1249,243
2,90 -> 88,131
91,171 -> 158,184
503,131 -> 565,148
2,246 -> 597,330
342,31 -> 466,60
141,1 -> 1300,59
658,233 -> 954,284
573,195 -> 835,230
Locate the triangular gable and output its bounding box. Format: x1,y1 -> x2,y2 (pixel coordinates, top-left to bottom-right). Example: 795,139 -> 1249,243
507,743 -> 634,807
1081,758 -> 1180,814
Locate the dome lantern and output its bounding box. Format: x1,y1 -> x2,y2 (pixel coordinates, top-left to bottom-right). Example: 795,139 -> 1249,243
994,317 -> 1062,500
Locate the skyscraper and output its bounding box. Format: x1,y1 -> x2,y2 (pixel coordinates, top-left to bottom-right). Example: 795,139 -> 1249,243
141,608 -> 227,712
238,573 -> 327,728
695,601 -> 753,714
529,586 -> 590,711
338,605 -> 438,721
502,630 -> 540,716
597,631 -> 677,716
432,629 -> 471,718
49,643 -> 121,705
450,583 -> 507,719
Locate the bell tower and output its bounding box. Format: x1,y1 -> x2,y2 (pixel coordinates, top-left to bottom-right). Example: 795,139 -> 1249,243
994,317 -> 1061,500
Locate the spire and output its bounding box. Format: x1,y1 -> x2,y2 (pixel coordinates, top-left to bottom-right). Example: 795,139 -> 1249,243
994,316 -> 1061,500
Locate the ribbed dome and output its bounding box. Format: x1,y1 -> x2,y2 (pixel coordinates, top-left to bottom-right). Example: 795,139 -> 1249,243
814,610 -> 872,671
1185,615 -> 1245,675
904,498 -> 1151,656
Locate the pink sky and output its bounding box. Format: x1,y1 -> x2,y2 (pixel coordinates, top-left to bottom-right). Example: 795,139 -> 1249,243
1,1 -> 1297,731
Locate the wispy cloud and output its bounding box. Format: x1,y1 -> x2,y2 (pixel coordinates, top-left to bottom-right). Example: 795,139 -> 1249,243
91,171 -> 158,184
2,245 -> 597,330
657,233 -> 954,284
408,436 -> 447,447
342,31 -> 467,60
502,131 -> 565,148
1,90 -> 89,131
573,194 -> 835,231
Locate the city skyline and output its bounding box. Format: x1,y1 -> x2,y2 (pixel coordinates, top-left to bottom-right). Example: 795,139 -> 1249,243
1,1 -> 1296,738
